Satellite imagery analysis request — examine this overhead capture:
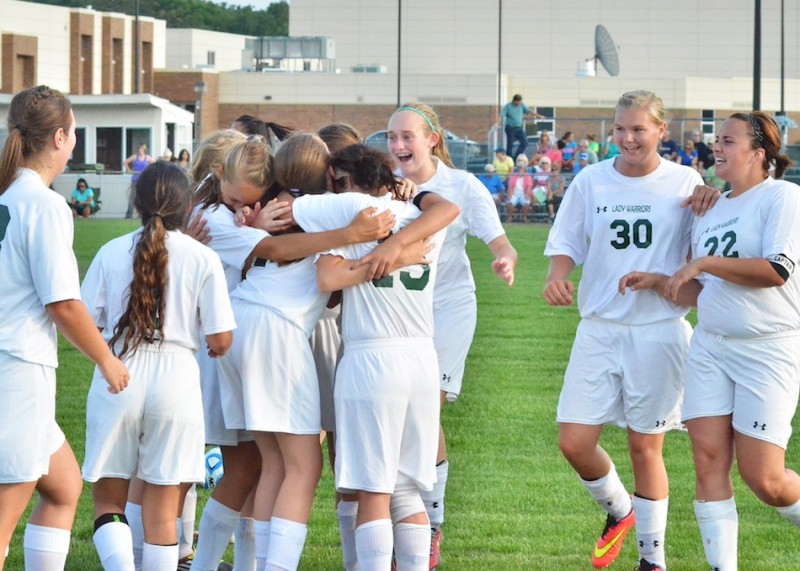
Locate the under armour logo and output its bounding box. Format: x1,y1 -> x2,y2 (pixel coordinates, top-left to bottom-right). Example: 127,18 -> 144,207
655,420 -> 666,427
442,374 -> 451,383
653,540 -> 659,548
596,206 -> 608,213
753,421 -> 766,430
432,502 -> 439,509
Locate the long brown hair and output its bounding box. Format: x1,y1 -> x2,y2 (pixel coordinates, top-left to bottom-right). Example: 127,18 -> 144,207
730,112 -> 793,179
0,85 -> 73,195
272,133 -> 329,196
109,161 -> 192,358
329,144 -> 400,196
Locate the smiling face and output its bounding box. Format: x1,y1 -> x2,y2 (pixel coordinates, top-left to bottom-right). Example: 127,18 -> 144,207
711,117 -> 765,188
387,111 -> 438,184
613,107 -> 665,177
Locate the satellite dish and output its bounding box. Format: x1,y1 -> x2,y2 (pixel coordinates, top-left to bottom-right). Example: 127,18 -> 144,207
594,25 -> 619,76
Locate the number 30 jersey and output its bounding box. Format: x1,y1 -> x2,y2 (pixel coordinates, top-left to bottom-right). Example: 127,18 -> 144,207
693,178 -> 800,338
545,157 -> 702,324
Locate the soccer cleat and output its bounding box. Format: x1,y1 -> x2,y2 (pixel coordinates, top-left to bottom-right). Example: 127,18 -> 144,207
591,510 -> 635,569
635,558 -> 664,571
176,553 -> 194,571
429,527 -> 442,570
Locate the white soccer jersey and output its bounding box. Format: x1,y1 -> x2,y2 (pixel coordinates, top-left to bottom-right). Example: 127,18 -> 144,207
545,158 -> 702,324
81,229 -> 236,352
693,177 -> 800,337
0,168 -> 81,367
293,192 -> 445,343
192,203 -> 268,291
407,158 -> 506,304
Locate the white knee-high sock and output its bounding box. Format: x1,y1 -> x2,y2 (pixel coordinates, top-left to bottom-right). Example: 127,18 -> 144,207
393,522 -> 429,571
580,464 -> 632,520
694,498 -> 738,571
420,461 -> 448,530
632,496 -> 668,568
142,542 -> 178,570
178,484 -> 197,559
254,520 -> 270,571
776,498 -> 800,528
92,517 -> 135,571
124,502 -> 144,570
23,524 -> 70,571
336,501 -> 359,571
264,517 -> 307,571
192,498 -> 240,570
354,519 -> 393,571
234,517 -> 256,571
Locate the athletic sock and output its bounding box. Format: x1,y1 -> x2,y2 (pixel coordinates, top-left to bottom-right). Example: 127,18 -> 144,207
124,502 -> 144,570
580,463 -> 632,520
354,519 -> 393,571
421,460 -> 448,530
178,484 -> 197,559
264,517 -> 307,571
23,524 -> 70,571
254,520 -> 270,571
694,498 -> 738,571
92,514 -> 135,571
234,516 -> 256,571
192,498 -> 240,570
393,522 -> 429,571
632,495 -> 668,569
776,498 -> 800,528
142,542 -> 178,570
336,500 -> 359,571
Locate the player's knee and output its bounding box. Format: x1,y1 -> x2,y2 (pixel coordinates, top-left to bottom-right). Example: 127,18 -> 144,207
390,477 -> 426,525
740,467 -> 787,506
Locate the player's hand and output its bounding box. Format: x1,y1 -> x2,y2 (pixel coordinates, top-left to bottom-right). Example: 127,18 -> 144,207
492,257 -> 515,287
664,259 -> 704,303
183,211 -> 211,244
395,238 -> 433,269
356,239 -> 404,281
234,205 -> 254,227
392,178 -> 418,202
618,271 -> 667,295
253,198 -> 294,233
680,184 -> 720,216
348,207 -> 394,244
543,278 -> 574,306
98,356 -> 130,394
207,347 -> 224,359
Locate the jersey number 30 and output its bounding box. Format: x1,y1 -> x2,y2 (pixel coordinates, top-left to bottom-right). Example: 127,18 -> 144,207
372,265 -> 430,291
610,219 -> 652,249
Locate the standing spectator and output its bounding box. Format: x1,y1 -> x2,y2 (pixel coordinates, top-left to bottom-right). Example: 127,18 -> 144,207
658,129 -> 679,161
175,149 -> 191,172
477,164 -> 506,207
691,130 -> 714,171
70,177 -> 95,218
124,143 -> 153,219
492,147 -> 515,177
496,94 -> 543,161
677,139 -> 699,169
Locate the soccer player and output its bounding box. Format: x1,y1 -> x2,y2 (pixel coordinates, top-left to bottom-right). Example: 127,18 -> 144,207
0,85 -> 129,571
81,161 -> 235,570
373,103 -> 516,568
544,90 -> 704,571
622,112 -> 800,570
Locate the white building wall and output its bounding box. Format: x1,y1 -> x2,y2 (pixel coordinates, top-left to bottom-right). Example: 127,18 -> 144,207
165,29 -> 251,71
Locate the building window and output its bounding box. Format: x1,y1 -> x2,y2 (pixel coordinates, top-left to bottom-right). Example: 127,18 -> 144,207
207,51 -> 215,66
701,109 -> 715,135
532,107 -> 555,136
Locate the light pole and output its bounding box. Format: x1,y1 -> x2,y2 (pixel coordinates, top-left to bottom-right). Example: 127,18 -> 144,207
194,81 -> 207,143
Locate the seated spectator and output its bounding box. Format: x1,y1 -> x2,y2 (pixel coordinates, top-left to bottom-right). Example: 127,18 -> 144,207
676,138 -> 699,169
576,139 -> 599,164
572,151 -> 590,175
602,128 -> 620,160
658,129 -> 679,160
691,129 -> 714,171
587,133 -> 601,157
492,147 -> 515,176
547,161 -> 566,222
70,177 -> 95,218
506,157 -> 533,222
560,131 -> 577,165
534,131 -> 554,159
532,156 -> 552,205
478,164 -> 506,206
557,138 -> 572,171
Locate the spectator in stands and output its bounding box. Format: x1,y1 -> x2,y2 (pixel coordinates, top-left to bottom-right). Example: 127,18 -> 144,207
70,177 -> 95,218
602,128 -> 621,160
557,139 -> 571,171
493,147 -> 515,177
587,133 -> 601,157
534,131 -> 556,161
560,131 -> 577,167
506,157 -> 533,222
691,129 -> 714,171
677,139 -> 699,169
496,94 -> 543,161
478,164 -> 506,206
577,139 -> 599,164
659,129 -> 679,161
546,160 -> 566,222
532,156 -> 552,205
573,151 -> 590,175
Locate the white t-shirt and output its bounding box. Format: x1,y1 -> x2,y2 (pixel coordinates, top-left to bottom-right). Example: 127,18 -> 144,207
0,168 -> 82,367
293,192 -> 445,344
193,203 -> 268,292
545,157 -> 703,324
693,178 -> 800,337
409,159 -> 506,304
81,229 -> 236,353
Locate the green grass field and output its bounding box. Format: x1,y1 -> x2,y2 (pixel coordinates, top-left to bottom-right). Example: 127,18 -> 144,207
8,220 -> 800,570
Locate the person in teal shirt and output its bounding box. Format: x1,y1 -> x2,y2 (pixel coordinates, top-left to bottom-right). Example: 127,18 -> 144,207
496,94 -> 543,161
70,177 -> 95,218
